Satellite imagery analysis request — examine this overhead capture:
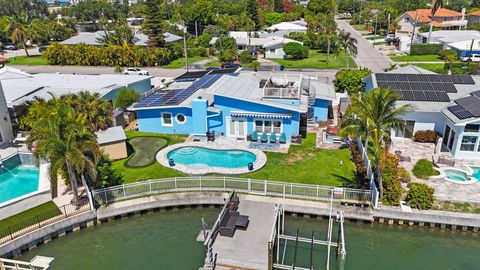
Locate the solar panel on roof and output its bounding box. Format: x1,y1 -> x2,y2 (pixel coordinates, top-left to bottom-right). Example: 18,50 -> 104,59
455,96 -> 480,117
209,68 -> 238,74
412,91 -> 426,101
435,91 -> 450,102
448,105 -> 474,120
402,90 -> 415,101
471,90 -> 480,98
423,91 -> 437,102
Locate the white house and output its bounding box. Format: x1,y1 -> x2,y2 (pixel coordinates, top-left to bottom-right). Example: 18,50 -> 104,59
61,31 -> 182,46
416,30 -> 480,45
364,65 -> 480,160
266,21 -> 307,32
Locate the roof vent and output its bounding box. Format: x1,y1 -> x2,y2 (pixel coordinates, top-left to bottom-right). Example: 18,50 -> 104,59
198,96 -> 202,99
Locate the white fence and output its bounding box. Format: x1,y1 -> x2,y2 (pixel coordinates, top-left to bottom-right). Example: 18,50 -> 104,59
356,137 -> 380,208
91,177 -> 371,206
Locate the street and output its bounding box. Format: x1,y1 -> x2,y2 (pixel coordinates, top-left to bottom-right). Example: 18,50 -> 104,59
336,20 -> 393,72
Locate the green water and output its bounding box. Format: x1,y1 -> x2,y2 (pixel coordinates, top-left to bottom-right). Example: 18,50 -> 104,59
17,209 -> 480,270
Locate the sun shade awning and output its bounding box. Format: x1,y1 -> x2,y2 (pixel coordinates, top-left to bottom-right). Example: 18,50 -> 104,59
230,111 -> 292,119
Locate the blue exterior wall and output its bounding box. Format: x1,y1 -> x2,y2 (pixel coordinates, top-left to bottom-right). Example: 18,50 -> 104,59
137,107 -> 193,134
313,99 -> 329,121
192,99 -> 208,135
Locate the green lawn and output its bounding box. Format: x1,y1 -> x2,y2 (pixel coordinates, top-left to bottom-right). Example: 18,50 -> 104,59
268,50 -> 356,69
126,137 -> 168,167
390,54 -> 442,62
161,56 -> 209,69
0,201 -> 61,238
112,132 -> 357,187
7,55 -> 48,65
205,60 -> 221,67
350,24 -> 368,31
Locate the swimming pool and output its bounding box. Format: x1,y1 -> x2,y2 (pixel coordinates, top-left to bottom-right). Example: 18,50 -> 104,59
444,169 -> 470,183
472,167 -> 480,180
167,147 -> 257,168
0,165 -> 40,204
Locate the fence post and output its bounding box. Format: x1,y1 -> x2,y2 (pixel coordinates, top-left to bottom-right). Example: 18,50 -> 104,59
104,189 -> 108,204
316,185 -> 319,198
122,184 -> 126,198
37,216 -> 41,229
264,180 -> 267,194
63,205 -> 67,218
224,176 -> 226,189
248,179 -> 251,192
8,226 -> 13,241
175,177 -> 177,189
290,183 -> 293,195
200,176 -> 202,189
149,179 -> 152,193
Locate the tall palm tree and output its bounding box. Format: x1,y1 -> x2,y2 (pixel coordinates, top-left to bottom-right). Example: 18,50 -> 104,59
340,88 -> 412,198
427,0 -> 444,43
338,30 -> 358,69
24,94 -> 101,202
61,91 -> 113,132
324,14 -> 337,63
5,16 -> 30,57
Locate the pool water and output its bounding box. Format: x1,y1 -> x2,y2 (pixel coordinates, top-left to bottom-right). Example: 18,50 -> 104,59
444,170 -> 469,182
472,167 -> 480,180
167,147 -> 256,168
17,209 -> 480,270
0,165 -> 40,204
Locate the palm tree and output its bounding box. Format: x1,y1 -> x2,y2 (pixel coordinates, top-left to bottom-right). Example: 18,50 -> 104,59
60,91 -> 113,132
24,94 -> 101,202
324,14 -> 337,63
427,0 -> 444,43
338,30 -> 358,69
340,88 -> 412,198
5,17 -> 30,57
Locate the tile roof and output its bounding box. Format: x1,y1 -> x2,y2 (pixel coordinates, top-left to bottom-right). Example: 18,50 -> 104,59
406,8 -> 463,23
468,10 -> 480,16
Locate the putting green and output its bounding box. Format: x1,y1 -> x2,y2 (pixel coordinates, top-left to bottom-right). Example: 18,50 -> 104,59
126,137 -> 168,167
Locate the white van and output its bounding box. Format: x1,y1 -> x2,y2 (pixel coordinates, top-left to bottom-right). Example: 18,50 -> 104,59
460,54 -> 480,62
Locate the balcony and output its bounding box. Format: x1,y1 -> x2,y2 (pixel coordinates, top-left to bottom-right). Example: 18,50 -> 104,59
262,74 -> 302,100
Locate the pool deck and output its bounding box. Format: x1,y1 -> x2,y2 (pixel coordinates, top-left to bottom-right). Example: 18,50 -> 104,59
210,200 -> 277,270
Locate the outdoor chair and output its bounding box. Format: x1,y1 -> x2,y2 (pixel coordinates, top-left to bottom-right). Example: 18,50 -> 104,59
218,211 -> 237,237
279,133 -> 286,144
269,133 -> 277,143
251,131 -> 259,142
260,133 -> 268,143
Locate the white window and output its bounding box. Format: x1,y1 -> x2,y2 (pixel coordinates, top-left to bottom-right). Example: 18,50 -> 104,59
176,113 -> 186,124
254,120 -> 282,134
161,112 -> 173,127
460,135 -> 477,152
270,49 -> 276,53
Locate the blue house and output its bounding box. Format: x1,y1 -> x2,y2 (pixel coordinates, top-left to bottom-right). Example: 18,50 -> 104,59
131,70 -> 335,142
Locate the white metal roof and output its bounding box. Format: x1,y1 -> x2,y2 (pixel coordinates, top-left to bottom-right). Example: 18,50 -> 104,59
95,126 -> 127,144
447,39 -> 480,51
266,22 -> 307,31
61,31 -> 182,46
418,30 -> 480,44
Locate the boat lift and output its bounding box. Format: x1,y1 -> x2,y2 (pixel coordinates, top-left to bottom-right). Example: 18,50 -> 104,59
271,193 -> 347,270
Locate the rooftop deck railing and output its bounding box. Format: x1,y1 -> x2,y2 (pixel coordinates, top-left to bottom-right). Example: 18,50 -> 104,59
91,177 -> 371,206
263,87 -> 301,99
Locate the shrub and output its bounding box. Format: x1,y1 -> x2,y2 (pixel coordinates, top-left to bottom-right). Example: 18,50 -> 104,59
114,87 -> 141,111
413,130 -> 438,143
349,143 -> 370,189
334,68 -> 372,95
195,33 -> 213,48
283,42 -> 309,59
398,167 -> 411,183
218,49 -> 237,62
406,183 -> 434,209
188,47 -> 208,57
412,159 -> 439,179
410,44 -> 443,55
239,50 -> 253,64
438,49 -> 457,60
380,153 -> 404,206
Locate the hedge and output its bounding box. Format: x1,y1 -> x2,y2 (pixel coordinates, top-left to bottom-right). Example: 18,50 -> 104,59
406,183 -> 435,210
410,44 -> 443,55
413,130 -> 438,143
44,42 -> 183,67
412,159 -> 439,179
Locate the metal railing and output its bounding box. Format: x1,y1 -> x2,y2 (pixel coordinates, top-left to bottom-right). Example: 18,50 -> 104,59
263,87 -> 300,99
0,201 -> 90,245
0,257 -> 53,270
356,137 -> 379,208
91,177 -> 371,206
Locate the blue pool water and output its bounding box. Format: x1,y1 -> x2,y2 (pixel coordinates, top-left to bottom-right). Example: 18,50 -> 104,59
472,167 -> 480,180
444,169 -> 469,182
167,147 -> 256,168
0,165 -> 40,204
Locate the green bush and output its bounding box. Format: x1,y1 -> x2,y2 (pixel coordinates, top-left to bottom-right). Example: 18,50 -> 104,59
398,167 -> 411,183
413,130 -> 438,143
283,42 -> 309,59
412,159 -> 439,179
239,50 -> 253,64
349,143 -> 370,189
380,153 -> 404,206
410,44 -> 443,55
438,49 -> 457,60
406,183 -> 434,209
188,47 -> 208,57
195,33 -> 213,48
114,87 -> 141,111
218,49 -> 237,62
334,68 -> 372,95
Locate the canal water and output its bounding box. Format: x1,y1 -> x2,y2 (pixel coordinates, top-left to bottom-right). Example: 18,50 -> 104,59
17,208 -> 480,269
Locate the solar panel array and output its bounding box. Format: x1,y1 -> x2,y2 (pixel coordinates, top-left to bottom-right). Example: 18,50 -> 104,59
375,73 -> 475,103
134,73 -> 224,108
447,93 -> 480,120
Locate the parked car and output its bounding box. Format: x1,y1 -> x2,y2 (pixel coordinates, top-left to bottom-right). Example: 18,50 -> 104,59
384,33 -> 398,43
123,68 -> 149,75
460,54 -> 480,63
38,45 -> 48,53
221,62 -> 241,69
2,44 -> 17,50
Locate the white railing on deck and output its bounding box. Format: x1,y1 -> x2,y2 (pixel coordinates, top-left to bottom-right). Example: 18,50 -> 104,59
91,177 -> 371,206
356,137 -> 379,208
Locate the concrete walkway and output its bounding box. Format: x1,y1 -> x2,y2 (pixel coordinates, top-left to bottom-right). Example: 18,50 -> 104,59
336,20 -> 393,72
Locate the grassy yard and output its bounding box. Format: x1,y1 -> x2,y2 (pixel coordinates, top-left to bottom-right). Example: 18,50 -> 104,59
161,56 -> 209,69
126,137 -> 168,167
7,55 -> 48,65
205,60 -> 221,67
268,50 -> 356,69
350,24 -> 368,31
112,131 -> 357,187
390,54 -> 442,62
0,201 -> 61,238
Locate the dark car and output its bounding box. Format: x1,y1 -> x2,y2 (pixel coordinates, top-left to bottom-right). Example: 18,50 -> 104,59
206,66 -> 221,71
38,45 -> 49,53
2,44 -> 17,50
221,62 -> 241,69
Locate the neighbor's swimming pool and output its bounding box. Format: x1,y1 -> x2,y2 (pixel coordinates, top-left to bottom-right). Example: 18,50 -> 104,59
167,147 -> 257,169
0,158 -> 40,204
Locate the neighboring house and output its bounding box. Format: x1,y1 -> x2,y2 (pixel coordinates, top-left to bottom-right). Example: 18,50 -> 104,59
60,31 -> 182,46
263,38 -> 303,59
416,30 -> 480,45
266,21 -> 307,32
130,69 -> 334,142
0,67 -> 153,108
112,109 -> 126,128
395,8 -> 467,37
364,65 -> 480,160
446,39 -> 480,58
467,10 -> 480,26
95,126 -> 128,160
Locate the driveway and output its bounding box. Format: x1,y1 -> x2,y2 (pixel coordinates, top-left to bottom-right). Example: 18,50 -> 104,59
336,20 -> 393,72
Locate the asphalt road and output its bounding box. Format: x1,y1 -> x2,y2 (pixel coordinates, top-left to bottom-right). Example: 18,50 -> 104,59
336,20 -> 393,72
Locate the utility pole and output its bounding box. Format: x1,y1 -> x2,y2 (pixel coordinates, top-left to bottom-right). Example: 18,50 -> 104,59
183,21 -> 189,72
467,38 -> 474,67
195,20 -> 198,38
409,10 -> 419,55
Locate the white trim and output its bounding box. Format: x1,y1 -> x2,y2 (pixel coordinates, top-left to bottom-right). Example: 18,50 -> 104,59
175,113 -> 187,124
226,117 -> 248,139
161,112 -> 173,127
253,118 -> 283,136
